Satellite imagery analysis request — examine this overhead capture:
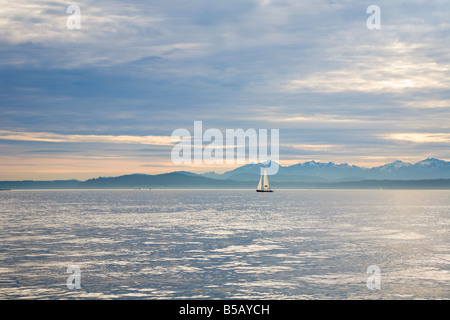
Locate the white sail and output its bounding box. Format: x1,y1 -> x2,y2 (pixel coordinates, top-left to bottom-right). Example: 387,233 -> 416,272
256,167 -> 273,192
257,175 -> 263,190
262,168 -> 269,190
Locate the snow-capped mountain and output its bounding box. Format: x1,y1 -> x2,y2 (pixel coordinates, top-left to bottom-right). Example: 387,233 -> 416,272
201,158 -> 450,182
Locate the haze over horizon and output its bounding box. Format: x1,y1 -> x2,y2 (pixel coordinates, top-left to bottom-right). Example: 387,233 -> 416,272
1,1 -> 450,180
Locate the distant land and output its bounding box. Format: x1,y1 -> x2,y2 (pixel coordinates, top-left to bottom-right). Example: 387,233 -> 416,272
2,158 -> 450,190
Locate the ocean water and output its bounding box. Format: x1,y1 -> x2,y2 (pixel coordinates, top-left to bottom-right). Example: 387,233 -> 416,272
0,189 -> 448,300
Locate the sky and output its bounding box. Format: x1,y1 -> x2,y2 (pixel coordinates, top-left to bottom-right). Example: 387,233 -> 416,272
1,0 -> 450,180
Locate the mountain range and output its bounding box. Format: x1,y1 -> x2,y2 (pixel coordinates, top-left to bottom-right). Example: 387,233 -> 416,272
1,158 -> 450,189
202,158 -> 450,182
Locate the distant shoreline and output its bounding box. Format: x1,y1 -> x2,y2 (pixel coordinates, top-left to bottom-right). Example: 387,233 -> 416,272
2,171 -> 450,191
2,185 -> 450,191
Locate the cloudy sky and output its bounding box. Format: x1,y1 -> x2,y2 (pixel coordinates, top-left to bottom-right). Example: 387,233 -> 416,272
1,0 -> 450,180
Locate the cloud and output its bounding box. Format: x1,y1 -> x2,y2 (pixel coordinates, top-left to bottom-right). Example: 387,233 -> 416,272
283,42 -> 450,93
382,133 -> 450,144
0,0 -> 206,68
281,143 -> 344,151
0,130 -> 173,146
254,114 -> 367,124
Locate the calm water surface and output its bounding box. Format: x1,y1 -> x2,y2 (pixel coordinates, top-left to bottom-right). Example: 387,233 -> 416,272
0,189 -> 448,299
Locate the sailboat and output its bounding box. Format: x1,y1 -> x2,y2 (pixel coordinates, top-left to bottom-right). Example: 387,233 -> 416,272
256,168 -> 273,192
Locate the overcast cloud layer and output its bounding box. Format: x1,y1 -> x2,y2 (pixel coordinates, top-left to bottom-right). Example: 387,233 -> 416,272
1,0 -> 450,179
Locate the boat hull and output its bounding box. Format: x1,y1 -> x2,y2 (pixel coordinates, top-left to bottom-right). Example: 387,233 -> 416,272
256,190 -> 273,192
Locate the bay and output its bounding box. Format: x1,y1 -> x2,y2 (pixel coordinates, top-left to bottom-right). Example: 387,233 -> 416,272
0,189 -> 448,299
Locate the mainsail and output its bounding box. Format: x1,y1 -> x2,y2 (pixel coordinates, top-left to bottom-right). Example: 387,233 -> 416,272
257,175 -> 263,190
263,168 -> 269,189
